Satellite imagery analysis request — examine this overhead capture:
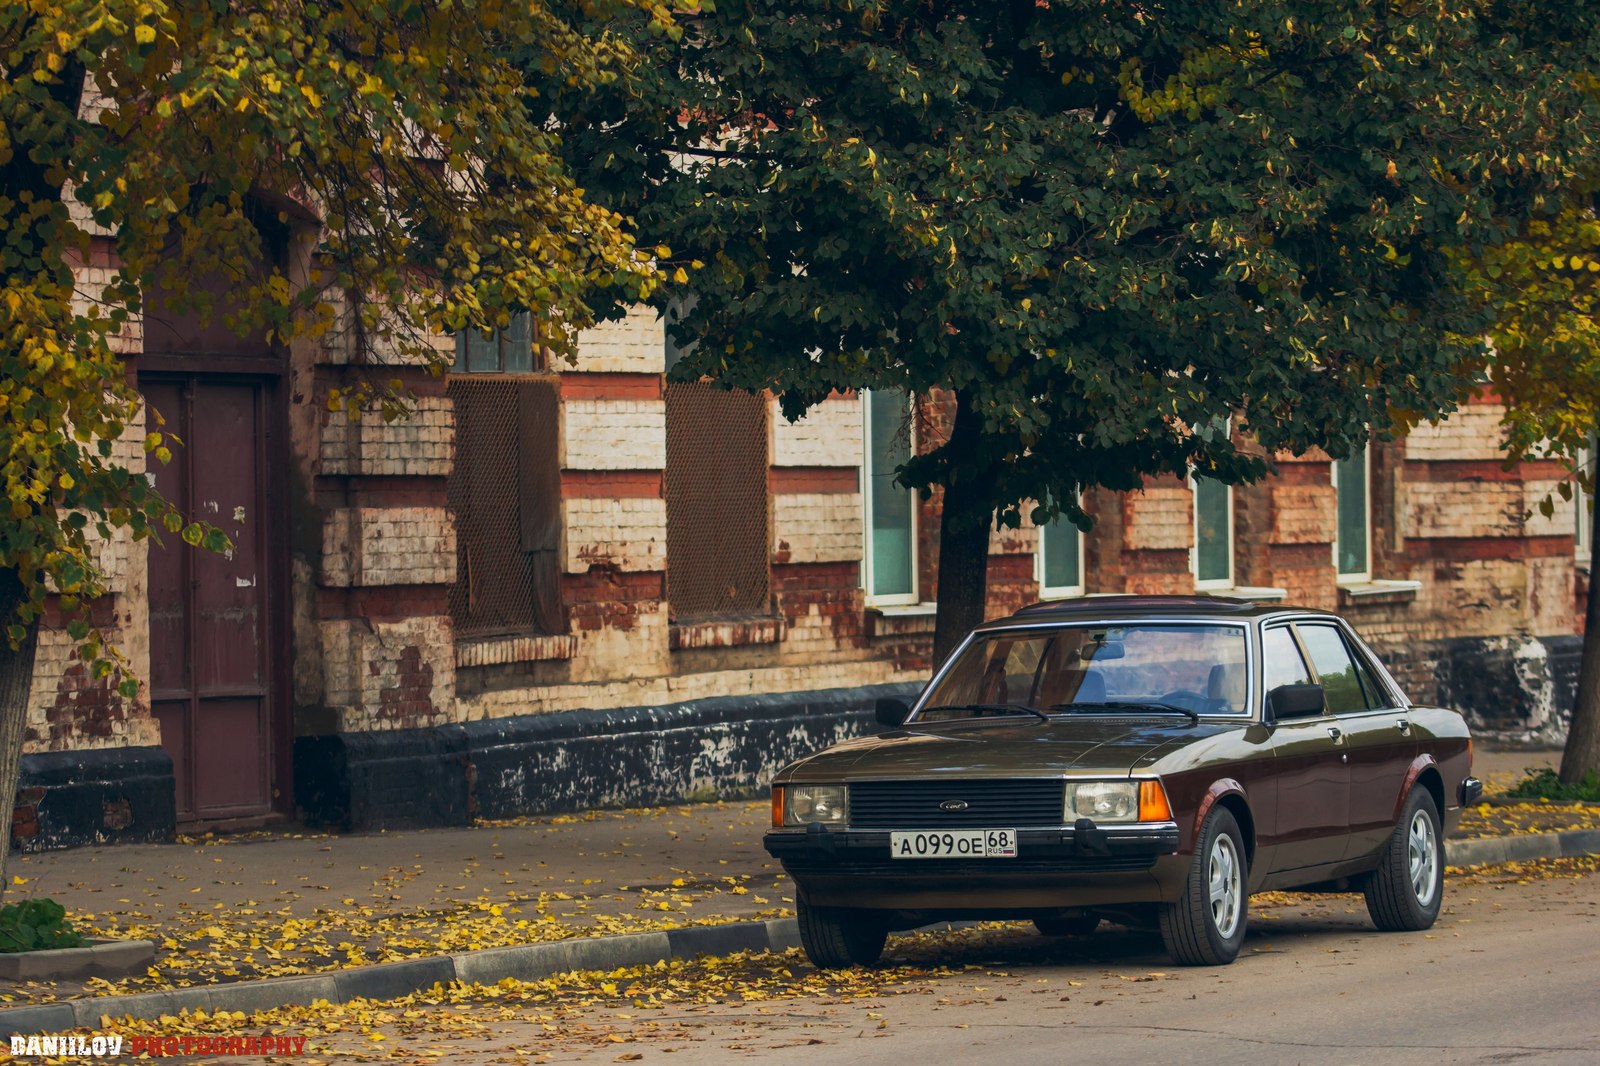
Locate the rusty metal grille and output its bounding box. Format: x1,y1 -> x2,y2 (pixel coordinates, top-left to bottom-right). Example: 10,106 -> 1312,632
447,375 -> 564,638
664,381 -> 771,623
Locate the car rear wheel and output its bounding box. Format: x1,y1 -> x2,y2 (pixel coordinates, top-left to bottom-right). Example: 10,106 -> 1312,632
1364,786 -> 1444,932
796,889 -> 887,969
1159,807 -> 1248,966
1034,912 -> 1100,937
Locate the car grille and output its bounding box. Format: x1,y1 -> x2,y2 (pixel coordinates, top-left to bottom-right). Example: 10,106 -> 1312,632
849,780 -> 1064,829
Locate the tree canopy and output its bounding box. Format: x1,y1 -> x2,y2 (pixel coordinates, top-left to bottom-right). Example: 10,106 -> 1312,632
555,0 -> 1600,653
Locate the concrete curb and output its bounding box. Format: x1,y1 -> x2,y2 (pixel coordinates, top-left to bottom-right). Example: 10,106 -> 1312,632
1445,828 -> 1600,868
0,918 -> 801,1035
2,825 -> 1596,1036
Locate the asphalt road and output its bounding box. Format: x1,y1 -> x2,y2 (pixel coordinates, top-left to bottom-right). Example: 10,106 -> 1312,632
304,862 -> 1598,1065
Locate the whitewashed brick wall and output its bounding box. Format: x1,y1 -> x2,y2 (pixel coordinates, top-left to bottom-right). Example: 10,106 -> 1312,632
320,614 -> 456,731
571,305 -> 666,374
562,496 -> 667,572
1272,482 -> 1337,544
1405,405 -> 1506,462
773,397 -> 865,468
563,399 -> 666,470
321,507 -> 456,586
774,493 -> 864,563
322,399 -> 453,477
1404,480 -> 1524,540
1124,482 -> 1193,551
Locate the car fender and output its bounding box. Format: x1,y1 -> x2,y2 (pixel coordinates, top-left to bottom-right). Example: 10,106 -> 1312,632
1393,754 -> 1439,821
1192,777 -> 1251,854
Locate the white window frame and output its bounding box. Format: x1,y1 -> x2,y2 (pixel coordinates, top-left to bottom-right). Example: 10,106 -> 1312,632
1332,443 -> 1373,584
1577,437 -> 1596,565
862,389 -> 919,606
1190,473 -> 1236,590
1036,508 -> 1086,600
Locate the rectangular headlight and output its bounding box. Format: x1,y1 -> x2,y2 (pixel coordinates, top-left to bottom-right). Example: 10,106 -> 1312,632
787,784 -> 849,826
1065,781 -> 1139,823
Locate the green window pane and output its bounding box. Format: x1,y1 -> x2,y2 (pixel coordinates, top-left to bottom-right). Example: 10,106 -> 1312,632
1194,477 -> 1231,583
867,390 -> 914,598
501,312 -> 534,373
1336,448 -> 1368,576
1042,516 -> 1080,591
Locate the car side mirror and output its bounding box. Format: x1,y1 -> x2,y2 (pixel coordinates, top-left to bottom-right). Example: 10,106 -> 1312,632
1267,683 -> 1325,722
875,697 -> 911,729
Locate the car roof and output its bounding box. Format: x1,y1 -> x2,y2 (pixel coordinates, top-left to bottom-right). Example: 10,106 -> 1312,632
982,594 -> 1337,628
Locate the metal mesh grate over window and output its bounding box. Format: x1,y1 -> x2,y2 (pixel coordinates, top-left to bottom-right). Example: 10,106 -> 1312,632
447,375 -> 564,638
664,381 -> 771,623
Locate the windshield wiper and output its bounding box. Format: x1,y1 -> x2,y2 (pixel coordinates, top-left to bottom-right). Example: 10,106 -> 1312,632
920,702 -> 1051,723
1051,700 -> 1201,725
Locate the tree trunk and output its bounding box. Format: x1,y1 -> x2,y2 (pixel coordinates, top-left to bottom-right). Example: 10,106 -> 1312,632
932,387 -> 993,665
0,568 -> 40,889
1560,485 -> 1600,785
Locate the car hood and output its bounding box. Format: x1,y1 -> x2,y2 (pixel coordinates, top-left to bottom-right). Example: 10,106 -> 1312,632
779,717 -> 1236,781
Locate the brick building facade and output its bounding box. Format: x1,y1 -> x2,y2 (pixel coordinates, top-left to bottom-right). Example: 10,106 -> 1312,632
11,269 -> 1587,849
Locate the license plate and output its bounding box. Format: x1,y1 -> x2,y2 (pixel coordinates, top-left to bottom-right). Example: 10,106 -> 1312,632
889,829 -> 1017,859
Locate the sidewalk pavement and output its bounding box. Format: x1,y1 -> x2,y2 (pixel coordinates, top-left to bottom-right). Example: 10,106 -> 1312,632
0,746 -> 1594,1034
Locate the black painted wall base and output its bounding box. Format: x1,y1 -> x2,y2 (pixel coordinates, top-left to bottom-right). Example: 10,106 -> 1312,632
11,747 -> 176,853
295,681 -> 921,832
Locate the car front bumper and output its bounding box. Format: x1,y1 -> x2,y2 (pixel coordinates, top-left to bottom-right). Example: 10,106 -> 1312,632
764,821 -> 1183,912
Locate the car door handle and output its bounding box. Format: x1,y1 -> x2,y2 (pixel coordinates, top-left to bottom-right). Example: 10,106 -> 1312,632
1396,719 -> 1411,735
1327,726 -> 1343,743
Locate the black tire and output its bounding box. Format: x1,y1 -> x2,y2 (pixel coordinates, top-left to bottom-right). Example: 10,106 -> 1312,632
1364,787 -> 1444,932
796,889 -> 887,969
1159,807 -> 1248,966
1034,912 -> 1100,937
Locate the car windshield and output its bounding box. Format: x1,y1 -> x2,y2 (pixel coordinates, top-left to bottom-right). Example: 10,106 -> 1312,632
916,623 -> 1249,720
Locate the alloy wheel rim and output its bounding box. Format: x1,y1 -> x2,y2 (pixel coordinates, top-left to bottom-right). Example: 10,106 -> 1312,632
1408,809 -> 1439,907
1208,834 -> 1242,938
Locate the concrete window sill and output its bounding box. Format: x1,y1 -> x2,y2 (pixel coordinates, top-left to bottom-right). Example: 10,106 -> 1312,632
867,603 -> 938,638
1196,586 -> 1288,602
1337,579 -> 1423,607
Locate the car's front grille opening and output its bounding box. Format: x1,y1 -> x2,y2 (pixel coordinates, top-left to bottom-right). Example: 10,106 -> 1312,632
850,780 -> 1063,829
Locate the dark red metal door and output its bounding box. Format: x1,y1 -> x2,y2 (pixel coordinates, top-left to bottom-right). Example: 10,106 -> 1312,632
143,377 -> 276,822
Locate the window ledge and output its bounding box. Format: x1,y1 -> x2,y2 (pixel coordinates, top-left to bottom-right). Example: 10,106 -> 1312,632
456,634 -> 577,669
669,617 -> 783,650
867,603 -> 938,638
1337,579 -> 1422,607
1198,586 -> 1288,602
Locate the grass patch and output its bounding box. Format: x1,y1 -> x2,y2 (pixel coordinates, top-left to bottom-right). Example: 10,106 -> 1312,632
1503,767 -> 1600,803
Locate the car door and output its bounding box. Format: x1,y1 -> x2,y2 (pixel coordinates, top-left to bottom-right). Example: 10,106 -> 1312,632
1262,624 -> 1352,874
1297,622 -> 1416,860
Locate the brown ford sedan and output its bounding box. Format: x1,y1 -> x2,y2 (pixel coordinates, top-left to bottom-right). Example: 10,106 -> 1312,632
764,596 -> 1482,968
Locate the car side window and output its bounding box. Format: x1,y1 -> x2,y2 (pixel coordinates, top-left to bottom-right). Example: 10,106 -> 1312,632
1347,643 -> 1396,709
1262,626 -> 1313,694
1296,624 -> 1373,715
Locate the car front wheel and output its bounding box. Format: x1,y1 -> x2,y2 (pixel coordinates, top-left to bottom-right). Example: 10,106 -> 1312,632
1159,806 -> 1248,966
1364,786 -> 1444,931
796,889 -> 887,969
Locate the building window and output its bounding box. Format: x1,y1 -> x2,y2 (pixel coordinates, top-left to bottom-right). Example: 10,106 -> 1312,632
1038,510 -> 1085,599
1578,438 -> 1596,564
447,313 -> 564,637
1192,418 -> 1234,589
454,312 -> 545,374
1333,443 -> 1371,583
664,380 -> 771,623
863,389 -> 917,604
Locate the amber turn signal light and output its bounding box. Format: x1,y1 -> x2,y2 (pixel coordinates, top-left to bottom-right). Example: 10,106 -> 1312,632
770,786 -> 785,828
1138,780 -> 1173,823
